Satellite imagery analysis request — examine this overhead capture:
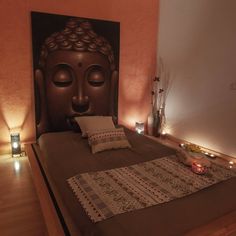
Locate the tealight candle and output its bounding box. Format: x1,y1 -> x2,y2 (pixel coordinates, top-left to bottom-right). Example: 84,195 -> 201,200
191,162 -> 207,174
161,131 -> 166,135
229,161 -> 234,165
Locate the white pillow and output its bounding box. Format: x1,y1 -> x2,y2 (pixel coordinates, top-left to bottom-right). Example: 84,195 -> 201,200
75,116 -> 115,137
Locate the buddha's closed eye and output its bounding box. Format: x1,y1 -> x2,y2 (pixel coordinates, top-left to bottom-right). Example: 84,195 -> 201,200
52,64 -> 73,87
86,65 -> 106,87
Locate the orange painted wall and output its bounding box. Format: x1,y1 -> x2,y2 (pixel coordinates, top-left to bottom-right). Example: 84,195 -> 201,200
0,0 -> 159,153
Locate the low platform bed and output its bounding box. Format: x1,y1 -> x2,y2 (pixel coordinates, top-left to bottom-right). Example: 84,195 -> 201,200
26,129 -> 236,236
29,16 -> 236,235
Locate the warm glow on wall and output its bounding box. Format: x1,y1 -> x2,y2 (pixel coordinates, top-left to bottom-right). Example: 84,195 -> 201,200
121,110 -> 147,130
0,100 -> 31,154
161,124 -> 172,136
124,116 -> 140,129
1,106 -> 27,131
119,72 -> 153,130
183,135 -> 220,155
0,0 -> 158,154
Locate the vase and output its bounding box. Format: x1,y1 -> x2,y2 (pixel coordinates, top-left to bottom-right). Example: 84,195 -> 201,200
147,111 -> 160,136
153,111 -> 160,136
147,113 -> 154,135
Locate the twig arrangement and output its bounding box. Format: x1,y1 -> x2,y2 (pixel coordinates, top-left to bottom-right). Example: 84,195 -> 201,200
150,57 -> 171,134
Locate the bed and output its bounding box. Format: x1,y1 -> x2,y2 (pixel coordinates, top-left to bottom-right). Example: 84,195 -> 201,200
27,128 -> 236,236
28,15 -> 236,236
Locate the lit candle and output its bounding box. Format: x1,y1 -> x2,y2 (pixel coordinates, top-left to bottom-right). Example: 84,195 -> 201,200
196,163 -> 202,172
192,162 -> 207,174
161,131 -> 166,135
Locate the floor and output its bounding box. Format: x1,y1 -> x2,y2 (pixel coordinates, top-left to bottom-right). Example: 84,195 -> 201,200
0,154 -> 48,236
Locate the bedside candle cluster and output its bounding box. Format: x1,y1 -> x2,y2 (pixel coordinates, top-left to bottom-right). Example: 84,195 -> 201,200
229,161 -> 234,169
179,143 -> 216,159
204,152 -> 216,159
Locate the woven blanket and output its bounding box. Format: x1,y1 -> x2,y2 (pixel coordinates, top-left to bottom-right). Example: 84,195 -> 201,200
67,155 -> 236,222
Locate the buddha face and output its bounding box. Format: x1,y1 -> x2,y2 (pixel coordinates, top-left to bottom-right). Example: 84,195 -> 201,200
45,50 -> 111,130
34,18 -> 119,135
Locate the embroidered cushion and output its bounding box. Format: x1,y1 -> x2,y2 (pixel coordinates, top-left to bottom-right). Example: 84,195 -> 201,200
75,116 -> 115,137
87,128 -> 131,154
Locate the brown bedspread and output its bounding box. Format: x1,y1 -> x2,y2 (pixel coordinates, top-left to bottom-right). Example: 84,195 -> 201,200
35,128 -> 236,236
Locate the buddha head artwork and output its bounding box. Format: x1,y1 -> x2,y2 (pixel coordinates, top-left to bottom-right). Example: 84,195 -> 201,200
31,12 -> 119,136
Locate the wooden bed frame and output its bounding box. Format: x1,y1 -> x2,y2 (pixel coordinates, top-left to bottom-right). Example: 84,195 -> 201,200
26,144 -> 82,236
26,142 -> 236,236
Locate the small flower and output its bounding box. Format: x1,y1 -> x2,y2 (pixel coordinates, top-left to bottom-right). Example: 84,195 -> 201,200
154,76 -> 160,82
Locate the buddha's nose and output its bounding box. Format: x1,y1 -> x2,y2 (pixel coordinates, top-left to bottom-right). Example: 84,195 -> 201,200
72,89 -> 90,113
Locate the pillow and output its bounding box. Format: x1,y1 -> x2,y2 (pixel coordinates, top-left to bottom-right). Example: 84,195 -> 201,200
75,116 -> 115,137
87,128 -> 131,154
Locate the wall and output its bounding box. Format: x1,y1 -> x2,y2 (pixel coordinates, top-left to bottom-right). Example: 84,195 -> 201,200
158,0 -> 236,157
0,0 -> 158,153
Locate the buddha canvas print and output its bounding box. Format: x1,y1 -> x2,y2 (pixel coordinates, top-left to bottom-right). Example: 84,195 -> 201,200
31,11 -> 120,137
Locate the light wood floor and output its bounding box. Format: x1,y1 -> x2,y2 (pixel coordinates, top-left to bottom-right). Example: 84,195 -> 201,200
0,154 -> 48,236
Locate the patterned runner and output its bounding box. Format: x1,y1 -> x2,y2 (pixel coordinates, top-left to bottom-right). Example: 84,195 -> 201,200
67,155 -> 236,222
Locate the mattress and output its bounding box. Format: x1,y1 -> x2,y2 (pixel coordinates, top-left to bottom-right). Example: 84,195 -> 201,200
34,128 -> 236,236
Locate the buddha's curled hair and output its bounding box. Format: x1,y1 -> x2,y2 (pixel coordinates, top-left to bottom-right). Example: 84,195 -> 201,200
39,18 -> 115,70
